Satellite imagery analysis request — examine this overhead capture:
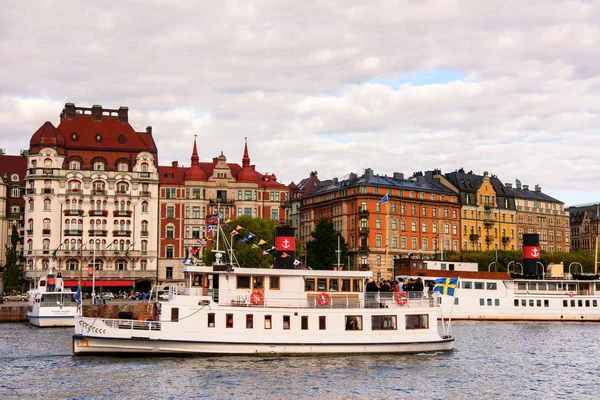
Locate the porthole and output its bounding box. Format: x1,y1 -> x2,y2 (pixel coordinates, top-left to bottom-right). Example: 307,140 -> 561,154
95,133 -> 102,142
71,132 -> 78,141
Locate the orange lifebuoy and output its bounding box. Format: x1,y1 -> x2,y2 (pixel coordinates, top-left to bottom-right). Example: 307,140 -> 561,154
317,292 -> 330,306
568,291 -> 575,298
395,291 -> 408,305
250,291 -> 264,305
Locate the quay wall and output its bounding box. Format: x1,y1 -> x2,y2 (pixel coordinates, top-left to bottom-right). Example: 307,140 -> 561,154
0,304 -> 141,323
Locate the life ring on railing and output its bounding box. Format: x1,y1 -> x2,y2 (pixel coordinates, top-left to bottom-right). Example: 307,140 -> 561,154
250,291 -> 264,305
317,292 -> 331,306
395,291 -> 408,305
568,291 -> 575,298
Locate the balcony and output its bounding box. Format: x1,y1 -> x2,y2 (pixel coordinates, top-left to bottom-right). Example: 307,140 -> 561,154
89,209 -> 108,216
483,218 -> 494,227
113,210 -> 132,217
358,245 -> 370,253
502,236 -> 511,244
26,229 -> 33,235
42,229 -> 51,236
359,264 -> 370,271
115,190 -> 130,197
26,188 -> 35,194
41,188 -> 54,194
141,191 -> 151,197
140,230 -> 149,237
88,229 -> 108,237
64,209 -> 84,216
358,209 -> 369,218
92,189 -> 106,196
64,229 -> 83,236
485,235 -> 494,242
359,227 -> 370,234
209,199 -> 234,206
469,234 -> 479,242
67,188 -> 82,195
8,212 -> 21,220
113,230 -> 132,237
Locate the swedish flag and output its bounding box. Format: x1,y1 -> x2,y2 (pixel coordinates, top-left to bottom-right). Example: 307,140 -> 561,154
433,278 -> 458,296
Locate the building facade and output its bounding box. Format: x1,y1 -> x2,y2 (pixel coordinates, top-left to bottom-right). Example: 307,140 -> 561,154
23,103 -> 159,292
157,138 -> 291,288
300,168 -> 462,280
0,152 -> 27,267
568,203 -> 599,253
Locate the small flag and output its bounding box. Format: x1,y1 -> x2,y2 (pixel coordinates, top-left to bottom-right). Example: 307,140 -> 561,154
281,252 -> 289,258
293,259 -> 301,266
231,230 -> 239,236
434,278 -> 458,296
52,243 -> 63,257
125,242 -> 135,256
197,239 -> 204,245
207,225 -> 216,232
190,248 -> 199,256
241,232 -> 255,243
252,244 -> 259,249
236,225 -> 243,231
101,242 -> 113,257
258,239 -> 267,246
75,284 -> 82,307
379,193 -> 389,204
184,258 -> 192,265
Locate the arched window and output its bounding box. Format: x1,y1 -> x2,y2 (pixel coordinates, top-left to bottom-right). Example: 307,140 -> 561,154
117,182 -> 129,194
67,259 -> 79,271
29,199 -> 34,211
27,219 -> 33,232
43,218 -> 51,230
141,201 -> 148,213
27,238 -> 33,250
68,180 -> 81,192
120,240 -> 125,250
141,220 -> 148,235
44,158 -> 52,168
43,239 -> 50,250
93,180 -> 105,194
70,239 -> 76,250
116,259 -> 127,271
141,163 -> 149,173
69,160 -> 80,170
141,240 -> 148,253
94,161 -> 105,171
140,260 -> 147,270
118,162 -> 129,172
44,198 -> 51,211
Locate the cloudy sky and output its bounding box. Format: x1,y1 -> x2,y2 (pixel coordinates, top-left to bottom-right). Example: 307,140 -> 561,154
2,0 -> 599,207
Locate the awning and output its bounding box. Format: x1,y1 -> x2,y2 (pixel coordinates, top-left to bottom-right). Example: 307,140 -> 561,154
63,280 -> 135,287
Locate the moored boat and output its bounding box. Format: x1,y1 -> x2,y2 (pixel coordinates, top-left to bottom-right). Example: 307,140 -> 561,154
28,272 -> 77,327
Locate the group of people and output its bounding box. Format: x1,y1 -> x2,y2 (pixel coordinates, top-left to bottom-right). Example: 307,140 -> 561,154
365,277 -> 426,294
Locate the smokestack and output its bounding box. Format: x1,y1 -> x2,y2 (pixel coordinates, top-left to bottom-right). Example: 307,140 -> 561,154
523,234 -> 541,277
274,226 -> 296,269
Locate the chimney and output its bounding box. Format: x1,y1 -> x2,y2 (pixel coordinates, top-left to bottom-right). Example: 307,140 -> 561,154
172,161 -> 178,168
118,106 -> 129,123
393,172 -> 404,180
146,126 -> 152,135
505,183 -> 513,188
92,104 -> 102,121
62,103 -> 76,122
523,185 -> 529,191
535,184 -> 541,192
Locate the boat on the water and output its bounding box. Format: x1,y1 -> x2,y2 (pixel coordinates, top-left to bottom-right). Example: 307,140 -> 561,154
28,272 -> 77,327
398,260 -> 600,322
73,225 -> 454,356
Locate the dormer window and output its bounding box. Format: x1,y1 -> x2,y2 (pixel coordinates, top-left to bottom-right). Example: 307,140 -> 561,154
69,160 -> 80,170
118,162 -> 129,172
141,163 -> 149,173
94,162 -> 105,171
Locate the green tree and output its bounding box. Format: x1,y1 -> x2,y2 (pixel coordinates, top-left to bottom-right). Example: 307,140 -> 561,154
306,218 -> 348,270
202,216 -> 280,268
3,224 -> 23,293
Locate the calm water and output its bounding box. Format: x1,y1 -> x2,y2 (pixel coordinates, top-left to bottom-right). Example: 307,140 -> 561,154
1,321 -> 599,399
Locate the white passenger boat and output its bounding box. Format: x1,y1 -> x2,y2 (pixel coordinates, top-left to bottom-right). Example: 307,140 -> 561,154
27,272 -> 77,327
398,259 -> 600,322
73,263 -> 454,356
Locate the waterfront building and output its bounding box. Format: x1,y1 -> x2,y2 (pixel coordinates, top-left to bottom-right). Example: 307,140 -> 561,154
157,138 -> 290,288
567,203 -> 599,253
288,171 -> 320,256
23,103 -> 159,292
507,181 -> 570,252
0,151 -> 27,267
300,168 -> 461,280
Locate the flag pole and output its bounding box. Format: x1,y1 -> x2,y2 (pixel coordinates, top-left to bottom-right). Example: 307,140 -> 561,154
445,276 -> 460,336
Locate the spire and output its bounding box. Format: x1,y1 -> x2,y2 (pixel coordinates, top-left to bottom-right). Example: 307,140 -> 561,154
242,137 -> 250,167
191,135 -> 199,166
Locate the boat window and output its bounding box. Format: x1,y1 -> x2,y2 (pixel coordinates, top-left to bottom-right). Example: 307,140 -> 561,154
521,300 -> 526,307
305,278 -> 315,291
593,300 -> 598,307
479,299 -> 484,306
585,300 -> 590,307
269,277 -> 280,290
345,315 -> 362,331
544,300 -> 549,307
208,313 -> 215,327
329,279 -> 339,292
171,308 -> 179,322
352,279 -> 363,292
486,283 -> 497,290
405,314 -> 428,330
226,314 -> 233,328
319,316 -> 326,330
265,315 -> 272,329
578,300 -> 583,307
341,279 -> 351,292
514,299 -> 519,307
317,278 -> 327,291
567,283 -> 577,291
529,300 -> 534,307
528,283 -> 536,291
538,283 -> 547,291
495,299 -> 500,306
253,276 -> 264,289
474,282 -> 484,290
283,315 -> 290,330
237,276 -> 251,289
537,300 -> 542,307
596,284 -> 600,291
371,315 -> 396,330
301,316 -> 308,330
453,298 -> 459,305
517,283 -> 527,290
548,283 -> 557,291
487,299 -> 492,306
563,300 -> 568,307
246,314 -> 253,329
570,300 -> 575,307
462,281 -> 472,289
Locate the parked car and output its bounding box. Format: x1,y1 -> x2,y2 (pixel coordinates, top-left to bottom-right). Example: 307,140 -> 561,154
158,291 -> 169,300
3,293 -> 28,302
100,292 -> 115,301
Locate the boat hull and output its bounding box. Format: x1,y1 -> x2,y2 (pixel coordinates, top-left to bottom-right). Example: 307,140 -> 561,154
27,309 -> 76,327
73,335 -> 454,356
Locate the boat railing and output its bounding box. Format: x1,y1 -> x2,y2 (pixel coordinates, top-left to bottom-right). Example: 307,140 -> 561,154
103,318 -> 162,332
37,301 -> 76,308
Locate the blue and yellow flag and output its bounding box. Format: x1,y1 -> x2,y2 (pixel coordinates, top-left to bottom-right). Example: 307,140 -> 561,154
433,278 -> 458,296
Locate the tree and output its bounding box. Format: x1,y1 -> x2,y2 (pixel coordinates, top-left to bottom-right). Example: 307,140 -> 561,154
202,216 -> 280,268
2,224 -> 23,293
306,218 -> 348,270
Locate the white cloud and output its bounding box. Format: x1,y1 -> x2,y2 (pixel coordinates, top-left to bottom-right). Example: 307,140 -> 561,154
1,0 -> 599,206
